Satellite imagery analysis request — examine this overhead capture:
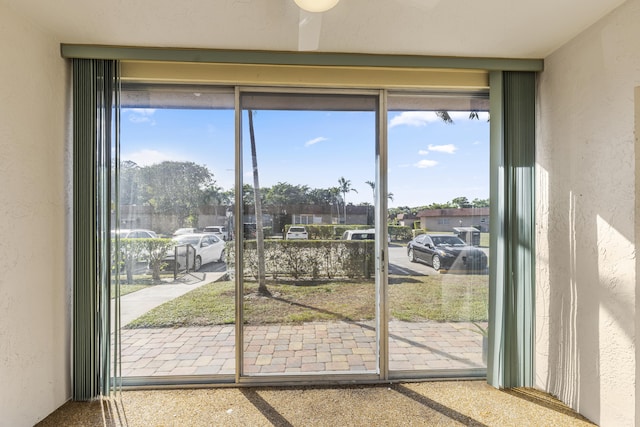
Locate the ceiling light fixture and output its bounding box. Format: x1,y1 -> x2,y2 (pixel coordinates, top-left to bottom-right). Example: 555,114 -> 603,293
294,0 -> 339,13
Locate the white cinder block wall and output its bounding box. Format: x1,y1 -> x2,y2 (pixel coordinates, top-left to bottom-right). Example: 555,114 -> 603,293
0,4 -> 70,426
537,0 -> 639,425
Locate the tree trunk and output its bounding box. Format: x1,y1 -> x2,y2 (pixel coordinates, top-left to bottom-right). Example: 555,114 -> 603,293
248,110 -> 268,295
343,193 -> 347,225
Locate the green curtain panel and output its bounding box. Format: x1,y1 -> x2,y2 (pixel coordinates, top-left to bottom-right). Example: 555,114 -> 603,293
488,71 -> 536,388
73,59 -> 119,400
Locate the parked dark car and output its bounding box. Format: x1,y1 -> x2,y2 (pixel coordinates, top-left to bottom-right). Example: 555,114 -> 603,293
407,233 -> 487,272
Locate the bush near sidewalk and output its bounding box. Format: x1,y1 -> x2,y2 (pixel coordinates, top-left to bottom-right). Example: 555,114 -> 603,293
112,238 -> 174,283
227,239 -> 375,280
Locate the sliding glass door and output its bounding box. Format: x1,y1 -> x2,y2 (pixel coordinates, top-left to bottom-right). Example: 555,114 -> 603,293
111,84 -> 490,384
386,93 -> 490,377
113,85 -> 237,381
238,91 -> 380,377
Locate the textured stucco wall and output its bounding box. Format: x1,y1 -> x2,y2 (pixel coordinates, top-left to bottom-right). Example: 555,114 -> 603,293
537,0 -> 639,425
0,5 -> 70,426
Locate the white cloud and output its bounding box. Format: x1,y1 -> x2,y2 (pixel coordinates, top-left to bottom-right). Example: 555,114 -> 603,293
389,111 -> 490,128
124,108 -> 157,125
428,144 -> 457,154
123,149 -> 186,166
389,112 -> 439,128
305,136 -> 328,147
414,159 -> 438,168
418,149 -> 429,155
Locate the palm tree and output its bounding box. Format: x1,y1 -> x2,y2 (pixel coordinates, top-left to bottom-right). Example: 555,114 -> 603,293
338,177 -> 357,224
365,180 -> 375,201
365,180 -> 395,203
248,110 -> 268,296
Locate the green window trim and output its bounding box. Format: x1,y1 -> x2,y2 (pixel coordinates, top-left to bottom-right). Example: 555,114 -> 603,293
61,45 -> 543,72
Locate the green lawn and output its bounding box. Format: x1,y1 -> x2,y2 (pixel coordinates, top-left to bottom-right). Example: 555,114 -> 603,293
115,284 -> 149,298
126,274 -> 488,329
110,273 -> 175,299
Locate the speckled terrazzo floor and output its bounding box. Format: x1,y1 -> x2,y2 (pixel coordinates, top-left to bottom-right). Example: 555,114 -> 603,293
36,381 -> 595,426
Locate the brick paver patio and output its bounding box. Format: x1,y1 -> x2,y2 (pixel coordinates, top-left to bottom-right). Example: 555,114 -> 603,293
117,320 -> 486,377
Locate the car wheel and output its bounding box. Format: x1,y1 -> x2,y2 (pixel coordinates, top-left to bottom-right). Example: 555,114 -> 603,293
408,247 -> 416,262
432,254 -> 441,271
218,249 -> 225,263
194,255 -> 202,271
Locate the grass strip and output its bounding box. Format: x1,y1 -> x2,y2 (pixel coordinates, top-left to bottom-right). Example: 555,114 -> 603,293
126,274 -> 488,328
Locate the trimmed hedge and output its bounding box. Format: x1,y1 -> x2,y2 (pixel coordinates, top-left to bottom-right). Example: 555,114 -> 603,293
113,238 -> 174,282
283,224 -> 413,241
227,239 -> 375,280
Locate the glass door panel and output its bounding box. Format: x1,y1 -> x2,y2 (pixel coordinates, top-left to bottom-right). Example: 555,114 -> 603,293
113,85 -> 236,379
386,93 -> 490,375
239,91 -> 379,376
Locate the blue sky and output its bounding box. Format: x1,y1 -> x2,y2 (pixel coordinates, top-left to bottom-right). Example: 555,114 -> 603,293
121,108 -> 489,208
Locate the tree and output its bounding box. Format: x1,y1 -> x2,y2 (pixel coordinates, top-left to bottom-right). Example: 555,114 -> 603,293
436,111 -> 453,124
365,180 -> 395,203
451,196 -> 471,208
118,160 -> 143,206
308,187 -> 338,205
264,182 -> 310,209
338,177 -> 357,224
140,161 -> 214,227
248,110 -> 268,296
472,198 -> 490,208
365,180 -> 375,200
203,184 -> 231,218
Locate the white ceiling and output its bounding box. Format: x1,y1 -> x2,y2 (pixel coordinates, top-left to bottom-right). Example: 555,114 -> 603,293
1,0 -> 628,59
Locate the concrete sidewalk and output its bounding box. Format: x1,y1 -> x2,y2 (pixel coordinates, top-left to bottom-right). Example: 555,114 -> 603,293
114,272 -> 227,327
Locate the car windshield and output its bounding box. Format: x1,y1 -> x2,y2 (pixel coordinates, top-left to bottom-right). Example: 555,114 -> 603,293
290,227 -> 305,232
174,235 -> 201,246
431,236 -> 466,247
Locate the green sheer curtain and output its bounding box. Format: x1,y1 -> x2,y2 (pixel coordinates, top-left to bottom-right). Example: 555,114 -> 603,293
488,71 -> 536,388
72,59 -> 119,400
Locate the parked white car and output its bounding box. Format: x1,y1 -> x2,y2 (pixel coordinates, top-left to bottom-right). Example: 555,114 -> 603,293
164,233 -> 226,271
341,228 -> 390,242
111,229 -> 158,239
173,227 -> 197,236
202,225 -> 229,241
341,228 -> 375,240
286,226 -> 308,240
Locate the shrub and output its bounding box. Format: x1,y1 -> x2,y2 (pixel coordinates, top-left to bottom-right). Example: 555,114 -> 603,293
388,225 -> 412,241
115,238 -> 174,283
412,229 -> 427,238
226,239 -> 375,280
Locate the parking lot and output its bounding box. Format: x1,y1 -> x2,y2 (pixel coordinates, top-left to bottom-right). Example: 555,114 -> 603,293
176,242 -> 488,277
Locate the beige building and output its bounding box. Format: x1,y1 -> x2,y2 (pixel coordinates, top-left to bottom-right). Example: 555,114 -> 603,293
1,1 -> 639,426
416,208 -> 490,232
